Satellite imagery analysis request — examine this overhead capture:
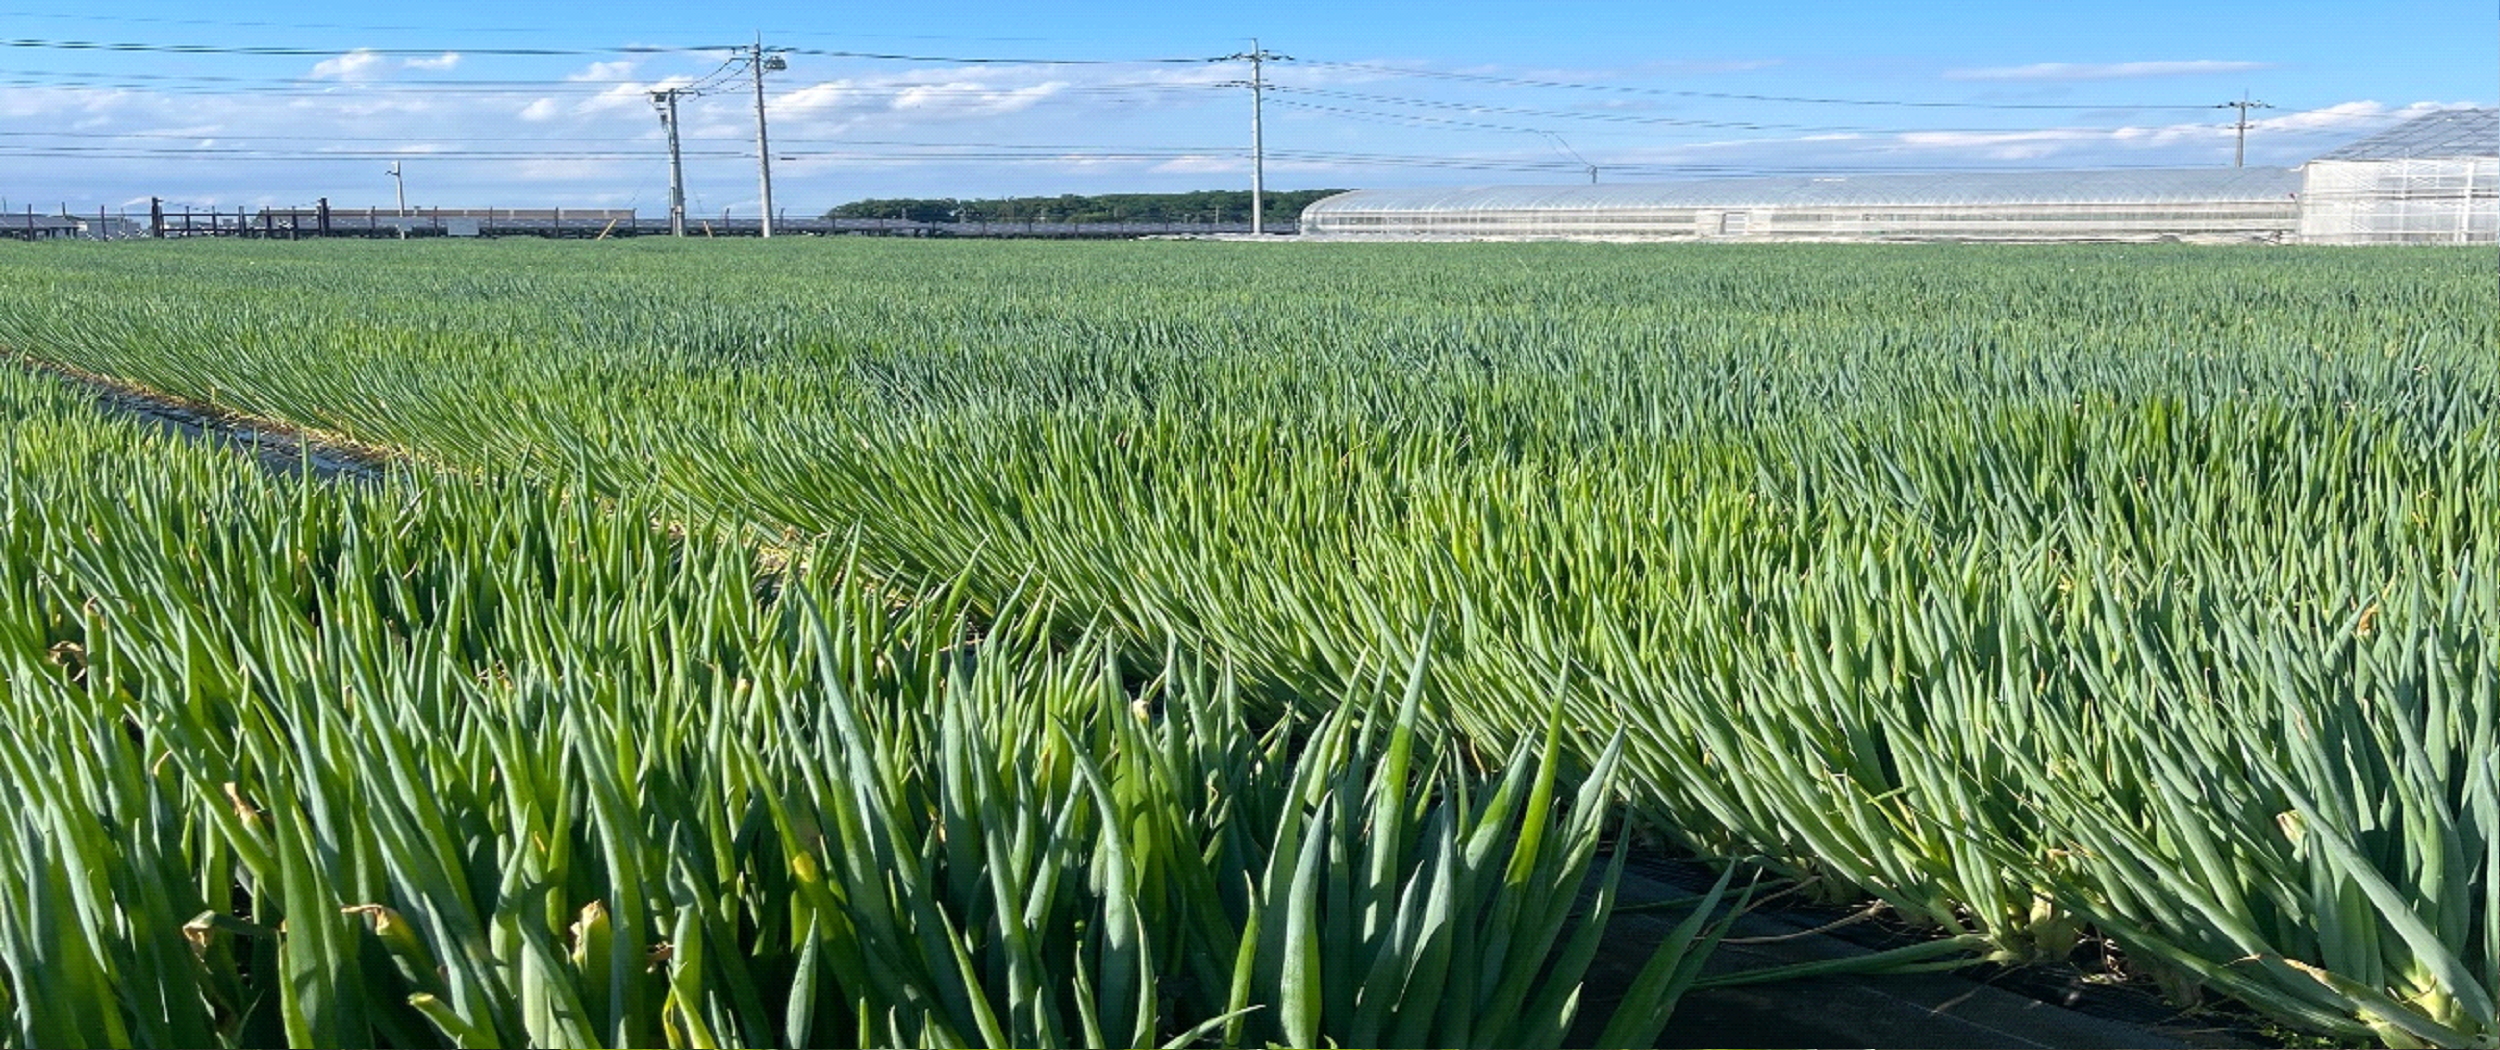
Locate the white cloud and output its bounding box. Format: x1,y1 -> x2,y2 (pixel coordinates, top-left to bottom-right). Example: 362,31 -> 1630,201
510,158 -> 633,183
1895,128 -> 2099,149
309,50 -> 391,81
1151,155 -> 1244,175
568,60 -> 641,83
775,69 -> 1123,126
2254,99 -> 2462,132
1857,101 -> 2462,162
308,50 -> 463,80
1946,60 -> 2273,81
890,80 -> 1065,117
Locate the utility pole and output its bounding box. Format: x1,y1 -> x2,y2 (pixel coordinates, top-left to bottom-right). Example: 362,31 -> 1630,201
1221,41 -> 1285,235
750,35 -> 787,237
2217,92 -> 2272,168
387,161 -> 406,215
652,88 -> 688,236
1250,40 -> 1265,235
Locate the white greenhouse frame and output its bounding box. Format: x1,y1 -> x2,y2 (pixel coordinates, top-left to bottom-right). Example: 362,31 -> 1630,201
1298,108 -> 2497,246
2297,110 -> 2499,245
1300,170 -> 2305,244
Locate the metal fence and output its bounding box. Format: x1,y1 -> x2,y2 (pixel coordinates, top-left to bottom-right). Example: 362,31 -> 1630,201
149,208 -> 1294,240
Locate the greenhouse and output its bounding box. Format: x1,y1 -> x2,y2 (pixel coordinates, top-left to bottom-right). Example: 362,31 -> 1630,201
2298,108 -> 2498,244
1299,168 -> 2306,243
1299,107 -> 2497,244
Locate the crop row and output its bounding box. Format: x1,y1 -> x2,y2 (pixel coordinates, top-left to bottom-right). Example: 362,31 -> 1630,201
3,238 -> 2497,1044
0,363 -> 1722,1047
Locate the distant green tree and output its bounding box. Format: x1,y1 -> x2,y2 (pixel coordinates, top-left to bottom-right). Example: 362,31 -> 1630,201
823,198 -> 961,222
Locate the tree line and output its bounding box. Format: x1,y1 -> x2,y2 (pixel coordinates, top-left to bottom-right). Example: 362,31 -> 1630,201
822,189 -> 1349,225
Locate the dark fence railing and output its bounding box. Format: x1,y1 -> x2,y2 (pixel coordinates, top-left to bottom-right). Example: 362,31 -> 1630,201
139,208 -> 1297,240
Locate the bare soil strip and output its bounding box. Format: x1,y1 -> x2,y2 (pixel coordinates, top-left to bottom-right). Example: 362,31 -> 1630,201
11,354 -> 400,483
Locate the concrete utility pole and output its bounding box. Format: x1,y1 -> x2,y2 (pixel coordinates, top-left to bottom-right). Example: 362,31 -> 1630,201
652,88 -> 689,236
387,161 -> 406,215
750,35 -> 787,237
1222,41 -> 1285,235
1250,40 -> 1265,235
2217,92 -> 2273,168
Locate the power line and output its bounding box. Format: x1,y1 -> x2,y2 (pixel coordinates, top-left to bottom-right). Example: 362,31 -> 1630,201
0,35 -> 2289,116
778,46 -> 1211,65
0,32 -> 2412,203
0,134 -> 2338,187
1265,95 -> 2361,143
0,130 -> 1246,151
0,10 -> 576,35
0,72 -> 1220,101
0,11 -> 1196,56
1270,85 -> 1859,133
0,36 -> 1222,65
0,37 -> 698,57
1293,59 -> 2234,111
0,146 -> 749,159
1267,98 -> 1553,137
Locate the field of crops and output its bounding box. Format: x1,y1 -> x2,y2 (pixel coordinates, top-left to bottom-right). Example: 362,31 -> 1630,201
0,238 -> 2494,1048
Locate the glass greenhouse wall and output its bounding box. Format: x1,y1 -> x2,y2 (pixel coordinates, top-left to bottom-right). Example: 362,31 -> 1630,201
1301,169 -> 2305,243
2300,158 -> 2499,244
2297,110 -> 2498,245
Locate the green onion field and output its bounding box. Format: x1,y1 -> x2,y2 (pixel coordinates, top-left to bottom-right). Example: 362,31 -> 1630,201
0,239 -> 2493,1047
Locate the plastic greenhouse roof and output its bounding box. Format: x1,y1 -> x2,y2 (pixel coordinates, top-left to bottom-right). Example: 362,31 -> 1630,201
1302,168 -> 2304,216
2313,108 -> 2498,161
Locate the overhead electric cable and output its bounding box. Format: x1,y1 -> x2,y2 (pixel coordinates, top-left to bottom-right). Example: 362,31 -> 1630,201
779,46 -> 1211,65
0,71 -> 1219,100
0,37 -> 697,57
0,37 -> 1228,66
1294,59 -> 2233,111
1262,95 -> 2362,143
0,10 -> 570,34
1271,85 -> 1860,133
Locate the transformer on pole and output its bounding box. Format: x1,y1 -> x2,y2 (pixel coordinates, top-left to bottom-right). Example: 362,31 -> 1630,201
653,88 -> 689,236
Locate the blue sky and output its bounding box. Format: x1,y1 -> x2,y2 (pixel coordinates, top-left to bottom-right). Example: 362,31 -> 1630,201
2,1 -> 2490,216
